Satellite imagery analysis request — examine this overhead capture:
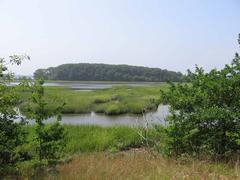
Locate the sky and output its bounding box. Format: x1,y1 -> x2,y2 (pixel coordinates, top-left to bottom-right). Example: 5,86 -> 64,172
0,0 -> 239,75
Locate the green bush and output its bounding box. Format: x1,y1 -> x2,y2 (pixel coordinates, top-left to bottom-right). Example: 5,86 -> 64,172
0,119 -> 26,175
25,79 -> 67,162
161,54 -> 240,159
39,122 -> 66,160
0,55 -> 29,175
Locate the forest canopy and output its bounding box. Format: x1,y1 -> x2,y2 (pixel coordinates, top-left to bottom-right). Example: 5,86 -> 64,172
34,63 -> 183,82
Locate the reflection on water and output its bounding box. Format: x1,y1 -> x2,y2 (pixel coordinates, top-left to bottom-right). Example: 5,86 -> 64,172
45,105 -> 169,127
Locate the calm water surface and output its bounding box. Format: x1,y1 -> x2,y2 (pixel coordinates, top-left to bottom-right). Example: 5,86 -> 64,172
45,105 -> 169,127
10,81 -> 164,91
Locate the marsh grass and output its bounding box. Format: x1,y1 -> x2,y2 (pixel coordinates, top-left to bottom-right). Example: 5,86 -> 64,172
24,125 -> 143,155
46,149 -> 240,180
20,85 -> 167,115
64,125 -> 143,153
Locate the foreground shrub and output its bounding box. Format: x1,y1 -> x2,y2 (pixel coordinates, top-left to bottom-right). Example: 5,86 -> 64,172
24,79 -> 67,162
0,55 -> 29,175
0,118 -> 26,174
161,52 -> 240,159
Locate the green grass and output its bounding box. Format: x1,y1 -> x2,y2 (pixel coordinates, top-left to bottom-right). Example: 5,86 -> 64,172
24,125 -> 143,155
20,84 -> 168,115
15,125 -> 143,178
65,125 -> 143,153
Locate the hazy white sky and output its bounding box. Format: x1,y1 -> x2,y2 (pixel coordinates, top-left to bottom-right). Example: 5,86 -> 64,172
0,0 -> 239,75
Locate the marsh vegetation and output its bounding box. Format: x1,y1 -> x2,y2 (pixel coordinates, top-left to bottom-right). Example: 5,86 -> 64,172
20,85 -> 167,115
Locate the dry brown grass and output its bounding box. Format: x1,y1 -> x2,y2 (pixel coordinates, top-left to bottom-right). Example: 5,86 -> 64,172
43,149 -> 240,180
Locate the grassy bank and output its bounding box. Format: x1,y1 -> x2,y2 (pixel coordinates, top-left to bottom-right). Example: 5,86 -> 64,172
45,150 -> 240,179
14,125 -> 240,179
20,84 -> 167,115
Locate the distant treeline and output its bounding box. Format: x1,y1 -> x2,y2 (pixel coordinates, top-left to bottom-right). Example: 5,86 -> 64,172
34,63 -> 183,82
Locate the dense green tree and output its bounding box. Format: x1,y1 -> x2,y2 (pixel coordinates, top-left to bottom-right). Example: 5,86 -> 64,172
0,55 -> 29,175
161,36 -> 240,159
34,63 -> 183,82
